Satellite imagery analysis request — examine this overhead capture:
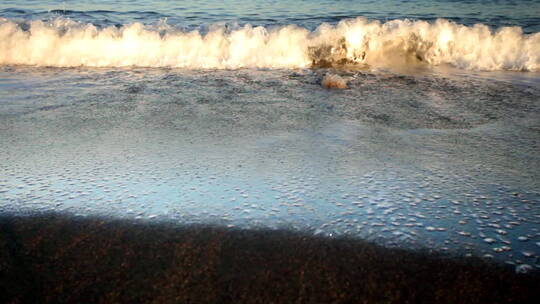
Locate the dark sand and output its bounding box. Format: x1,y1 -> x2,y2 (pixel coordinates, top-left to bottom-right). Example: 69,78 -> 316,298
1,213 -> 538,303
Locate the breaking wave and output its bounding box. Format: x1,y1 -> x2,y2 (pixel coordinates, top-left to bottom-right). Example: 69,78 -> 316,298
0,17 -> 539,71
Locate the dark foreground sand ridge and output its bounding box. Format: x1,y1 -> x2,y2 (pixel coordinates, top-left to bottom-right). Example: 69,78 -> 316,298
1,214 -> 538,303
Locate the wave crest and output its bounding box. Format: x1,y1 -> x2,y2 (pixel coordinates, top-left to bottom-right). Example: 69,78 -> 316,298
0,17 -> 538,71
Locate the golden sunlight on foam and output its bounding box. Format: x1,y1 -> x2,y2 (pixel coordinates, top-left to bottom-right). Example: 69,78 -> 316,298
0,17 -> 538,70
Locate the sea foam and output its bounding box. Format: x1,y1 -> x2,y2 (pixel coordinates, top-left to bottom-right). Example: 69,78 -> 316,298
0,17 -> 538,71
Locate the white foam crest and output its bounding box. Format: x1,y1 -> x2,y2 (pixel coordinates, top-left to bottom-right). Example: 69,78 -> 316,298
0,17 -> 538,71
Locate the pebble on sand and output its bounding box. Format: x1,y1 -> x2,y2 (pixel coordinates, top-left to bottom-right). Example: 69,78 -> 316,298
322,74 -> 348,89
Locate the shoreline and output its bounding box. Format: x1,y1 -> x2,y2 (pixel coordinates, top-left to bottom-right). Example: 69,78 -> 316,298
1,213 -> 538,303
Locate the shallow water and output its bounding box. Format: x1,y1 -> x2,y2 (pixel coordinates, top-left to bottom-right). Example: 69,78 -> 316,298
1,1 -> 540,269
1,66 -> 539,266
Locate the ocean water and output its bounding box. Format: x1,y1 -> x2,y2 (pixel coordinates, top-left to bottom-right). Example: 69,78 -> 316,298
1,1 -> 539,269
1,0 -> 540,70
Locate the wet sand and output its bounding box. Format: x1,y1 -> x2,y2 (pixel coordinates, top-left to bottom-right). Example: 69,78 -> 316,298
1,213 -> 537,303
